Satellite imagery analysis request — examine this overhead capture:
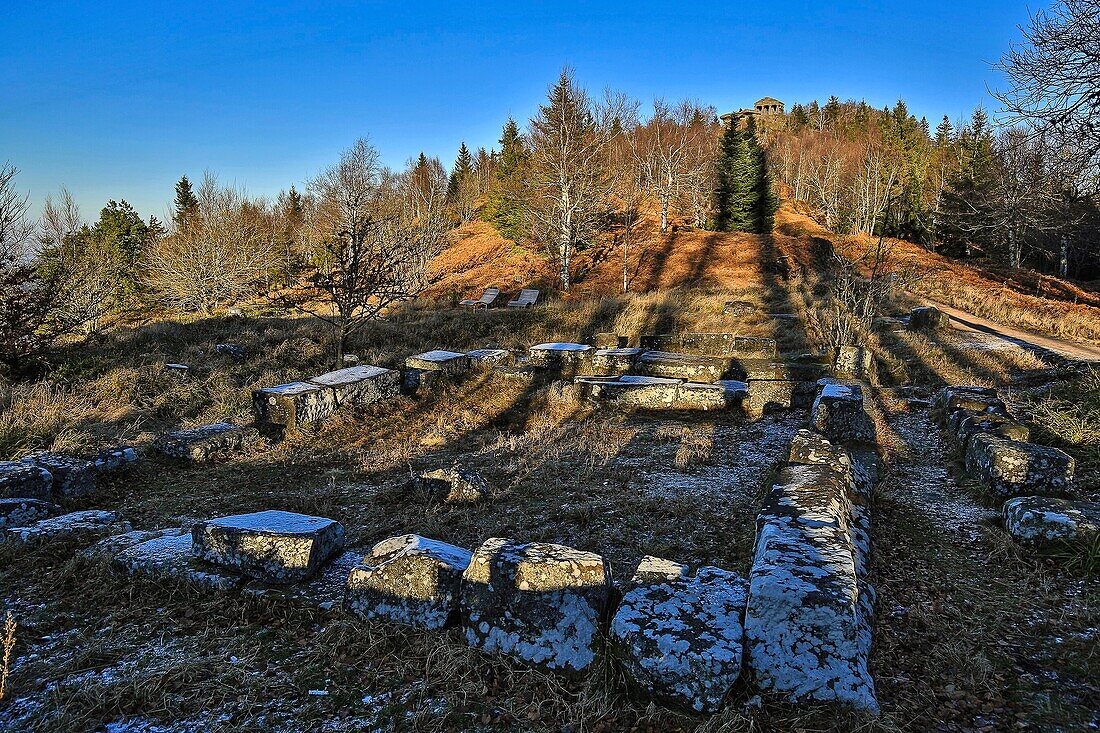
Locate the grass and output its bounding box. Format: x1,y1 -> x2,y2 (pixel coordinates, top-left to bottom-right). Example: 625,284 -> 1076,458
1024,366 -> 1100,498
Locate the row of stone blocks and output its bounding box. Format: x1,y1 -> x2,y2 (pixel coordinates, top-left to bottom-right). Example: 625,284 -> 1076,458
743,378 -> 881,714
935,386 -> 1097,550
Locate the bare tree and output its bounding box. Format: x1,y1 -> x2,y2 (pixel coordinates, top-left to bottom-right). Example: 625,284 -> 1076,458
995,0 -> 1100,181
146,173 -> 274,313
525,69 -> 617,291
283,139 -> 449,367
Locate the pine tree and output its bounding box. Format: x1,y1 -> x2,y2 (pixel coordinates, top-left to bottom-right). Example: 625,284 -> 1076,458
713,117 -> 775,234
173,176 -> 199,230
482,117 -> 529,240
447,142 -> 474,200
935,115 -> 954,147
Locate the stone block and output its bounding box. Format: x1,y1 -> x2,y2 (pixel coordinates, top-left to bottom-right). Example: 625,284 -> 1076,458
2,510 -> 132,549
578,348 -> 644,376
745,464 -> 877,713
1002,496 -> 1100,546
19,452 -> 97,498
908,306 -> 951,331
461,538 -> 612,674
345,534 -> 473,629
90,446 -> 141,475
811,383 -> 876,444
955,413 -> 1029,449
734,359 -> 828,382
413,467 -> 488,503
639,333 -> 776,359
153,423 -> 261,461
405,350 -> 472,374
214,343 -> 247,360
0,498 -> 62,529
582,376 -> 743,411
634,351 -> 728,382
0,461 -> 53,501
527,343 -> 595,370
114,531 -> 243,591
745,379 -> 817,416
833,346 -> 876,382
192,510 -> 345,584
932,385 -> 998,413
243,549 -> 360,611
466,349 -> 513,367
309,365 -> 401,406
965,435 -> 1075,499
610,559 -> 748,713
253,366 -> 400,430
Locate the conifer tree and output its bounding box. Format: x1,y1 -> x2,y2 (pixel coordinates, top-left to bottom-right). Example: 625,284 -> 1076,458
935,115 -> 954,147
713,116 -> 775,233
482,117 -> 529,240
447,142 -> 474,200
173,176 -> 199,230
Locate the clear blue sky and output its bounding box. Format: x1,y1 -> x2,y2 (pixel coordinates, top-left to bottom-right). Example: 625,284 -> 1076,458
2,1 -> 1034,220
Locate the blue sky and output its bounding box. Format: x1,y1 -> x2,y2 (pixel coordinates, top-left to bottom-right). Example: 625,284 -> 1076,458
2,1 -> 1034,220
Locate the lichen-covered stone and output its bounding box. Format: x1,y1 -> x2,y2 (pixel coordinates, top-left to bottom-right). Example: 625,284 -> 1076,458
745,464 -> 877,712
1002,496 -> 1100,546
2,510 -> 132,549
527,343 -> 595,370
0,461 -> 53,500
461,538 -> 612,674
413,467 -> 489,503
833,346 -> 876,382
745,379 -> 817,416
639,333 -> 776,359
153,423 -> 261,461
734,360 -> 828,382
908,306 -> 950,331
254,366 -> 400,430
345,534 -> 473,629
19,452 -> 97,497
578,348 -> 644,376
405,350 -> 472,374
192,510 -> 345,584
955,413 -> 1029,449
114,531 -> 243,591
581,376 -> 743,411
932,385 -> 998,413
811,383 -> 876,445
466,349 -> 513,367
633,351 -> 728,382
0,498 -> 61,529
90,446 -> 141,475
965,435 -> 1075,499
214,343 -> 247,359
610,559 -> 748,713
243,549 -> 360,611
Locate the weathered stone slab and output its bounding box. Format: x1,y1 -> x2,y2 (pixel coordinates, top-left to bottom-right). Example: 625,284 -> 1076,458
592,333 -> 629,348
955,413 -> 1029,449
578,348 -> 644,376
2,510 -> 132,549
413,467 -> 488,503
405,350 -> 472,374
90,446 -> 141,475
83,527 -> 185,562
787,429 -> 875,502
0,498 -> 61,529
811,383 -> 876,444
734,360 -> 828,382
639,333 -> 776,359
461,538 -> 612,674
634,351 -> 728,382
965,435 -> 1075,499
932,385 -> 998,413
192,510 -> 345,584
833,346 -> 876,382
0,461 -> 53,500
114,531 -> 243,591
1002,496 -> 1100,546
345,534 -> 473,629
908,306 -> 950,331
745,379 -> 817,416
19,452 -> 97,498
214,343 -> 247,360
527,343 -> 594,370
254,366 -> 400,430
153,423 -> 261,461
582,376 -> 743,411
745,464 -> 877,713
610,559 -> 748,713
466,349 -> 513,367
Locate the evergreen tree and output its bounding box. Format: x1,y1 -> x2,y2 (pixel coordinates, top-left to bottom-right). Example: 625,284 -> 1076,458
173,175 -> 199,230
713,116 -> 775,233
939,108 -> 999,256
935,115 -> 954,147
482,117 -> 529,240
88,200 -> 150,297
447,142 -> 474,200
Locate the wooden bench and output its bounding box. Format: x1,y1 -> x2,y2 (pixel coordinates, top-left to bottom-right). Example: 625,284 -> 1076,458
506,289 -> 540,308
459,288 -> 501,309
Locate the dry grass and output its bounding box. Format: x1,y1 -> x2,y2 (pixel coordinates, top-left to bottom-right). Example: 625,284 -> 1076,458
0,611 -> 14,703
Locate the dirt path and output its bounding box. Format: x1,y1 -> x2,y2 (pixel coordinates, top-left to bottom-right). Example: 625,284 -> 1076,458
923,299 -> 1100,362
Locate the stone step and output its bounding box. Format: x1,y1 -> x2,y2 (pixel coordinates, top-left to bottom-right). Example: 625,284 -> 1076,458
965,435 -> 1075,499
153,423 -> 261,462
2,510 -> 132,549
253,365 -> 400,431
1002,496 -> 1100,547
0,497 -> 62,529
639,333 -> 776,359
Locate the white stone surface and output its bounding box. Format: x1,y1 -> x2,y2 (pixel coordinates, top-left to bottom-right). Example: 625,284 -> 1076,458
1003,496 -> 1099,545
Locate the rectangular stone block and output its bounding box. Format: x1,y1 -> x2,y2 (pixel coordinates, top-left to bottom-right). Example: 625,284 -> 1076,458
405,350 -> 472,374
461,538 -> 611,674
577,347 -> 644,376
745,379 -> 817,416
582,376 -> 743,411
113,530 -> 243,591
965,435 -> 1075,499
634,350 -> 729,382
0,497 -> 61,529
955,413 -> 1029,450
2,510 -> 132,549
154,423 -> 261,461
0,461 -> 53,501
528,343 -> 594,370
745,464 -> 877,713
466,349 -> 513,367
345,534 -> 473,629
20,452 -> 97,498
254,365 -> 400,430
811,383 -> 876,444
1003,496 -> 1100,547
191,510 -> 345,584
309,365 -> 401,405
